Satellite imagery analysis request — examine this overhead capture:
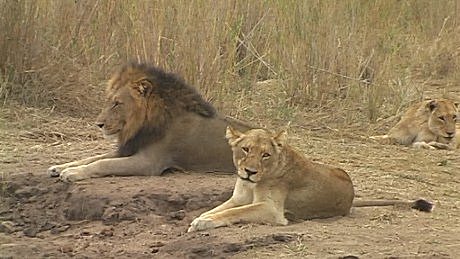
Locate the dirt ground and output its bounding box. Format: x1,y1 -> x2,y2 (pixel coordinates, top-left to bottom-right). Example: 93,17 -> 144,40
1,101 -> 459,259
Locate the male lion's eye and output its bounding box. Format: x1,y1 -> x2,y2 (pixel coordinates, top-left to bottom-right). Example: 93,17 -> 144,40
112,101 -> 121,109
453,115 -> 457,121
438,116 -> 445,121
242,147 -> 249,153
262,153 -> 271,158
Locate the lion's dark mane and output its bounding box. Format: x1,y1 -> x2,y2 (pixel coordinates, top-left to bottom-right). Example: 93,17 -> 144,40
116,62 -> 216,157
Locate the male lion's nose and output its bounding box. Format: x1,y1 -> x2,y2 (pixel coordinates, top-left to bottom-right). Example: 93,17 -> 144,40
244,168 -> 258,176
95,122 -> 104,129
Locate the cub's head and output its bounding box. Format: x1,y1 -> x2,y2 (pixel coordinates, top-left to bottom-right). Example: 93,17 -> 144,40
426,99 -> 458,140
226,127 -> 287,183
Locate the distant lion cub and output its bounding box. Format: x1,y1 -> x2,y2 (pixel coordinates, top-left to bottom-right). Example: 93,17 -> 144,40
370,98 -> 458,150
188,127 -> 432,232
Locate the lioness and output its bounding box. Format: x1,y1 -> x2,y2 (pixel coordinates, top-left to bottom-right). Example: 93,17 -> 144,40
370,99 -> 458,149
188,127 -> 433,232
48,63 -> 250,182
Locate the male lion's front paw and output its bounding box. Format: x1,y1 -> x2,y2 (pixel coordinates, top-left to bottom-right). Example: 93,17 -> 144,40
47,165 -> 65,177
60,167 -> 90,182
187,217 -> 218,232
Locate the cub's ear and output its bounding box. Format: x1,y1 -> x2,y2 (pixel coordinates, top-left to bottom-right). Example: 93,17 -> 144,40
134,78 -> 153,97
226,126 -> 243,146
272,130 -> 288,148
426,100 -> 438,112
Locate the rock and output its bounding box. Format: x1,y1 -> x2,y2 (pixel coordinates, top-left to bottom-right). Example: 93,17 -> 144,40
168,210 -> 186,220
0,221 -> 16,234
102,207 -> 135,225
60,245 -> 73,253
272,233 -> 295,242
40,221 -> 57,232
149,241 -> 165,248
99,228 -> 114,237
118,209 -> 135,221
223,243 -> 244,253
64,196 -> 107,221
50,225 -> 70,234
23,227 -> 38,237
14,187 -> 37,199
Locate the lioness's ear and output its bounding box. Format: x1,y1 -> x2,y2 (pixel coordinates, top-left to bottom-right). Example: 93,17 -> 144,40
454,102 -> 459,109
134,78 -> 153,97
426,100 -> 438,112
272,130 -> 288,148
226,126 -> 243,146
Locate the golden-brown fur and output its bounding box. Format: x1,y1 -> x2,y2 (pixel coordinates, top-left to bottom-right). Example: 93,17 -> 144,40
188,127 -> 433,232
48,63 -> 250,182
370,99 -> 458,149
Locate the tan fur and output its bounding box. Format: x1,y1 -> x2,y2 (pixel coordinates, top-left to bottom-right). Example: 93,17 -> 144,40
456,125 -> 460,149
48,63 -> 251,182
370,99 -> 458,149
188,127 -> 433,232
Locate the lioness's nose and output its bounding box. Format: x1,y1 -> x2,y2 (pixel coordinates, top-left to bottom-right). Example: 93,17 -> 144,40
446,132 -> 455,138
244,168 -> 258,176
95,122 -> 104,128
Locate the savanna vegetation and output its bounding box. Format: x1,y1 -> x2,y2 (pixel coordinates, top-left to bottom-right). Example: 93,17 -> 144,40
1,0 -> 458,125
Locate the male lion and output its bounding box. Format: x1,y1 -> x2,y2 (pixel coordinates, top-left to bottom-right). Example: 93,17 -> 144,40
188,127 -> 433,232
370,98 -> 458,149
48,63 -> 250,182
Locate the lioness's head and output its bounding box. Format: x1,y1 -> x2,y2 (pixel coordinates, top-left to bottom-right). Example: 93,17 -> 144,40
226,127 -> 287,183
95,63 -> 216,155
425,99 -> 458,139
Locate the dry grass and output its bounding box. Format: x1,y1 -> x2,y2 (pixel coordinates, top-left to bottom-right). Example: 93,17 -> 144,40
0,0 -> 459,123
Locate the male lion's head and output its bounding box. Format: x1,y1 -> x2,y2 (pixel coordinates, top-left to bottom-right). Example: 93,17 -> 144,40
425,99 -> 458,140
95,62 -> 216,156
226,127 -> 287,183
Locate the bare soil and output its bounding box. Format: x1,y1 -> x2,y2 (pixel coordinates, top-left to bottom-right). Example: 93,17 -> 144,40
0,105 -> 459,259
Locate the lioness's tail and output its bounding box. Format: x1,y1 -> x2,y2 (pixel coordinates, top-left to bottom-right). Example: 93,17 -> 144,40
352,199 -> 434,212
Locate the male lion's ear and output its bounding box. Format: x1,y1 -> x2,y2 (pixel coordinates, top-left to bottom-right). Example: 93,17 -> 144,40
226,126 -> 243,146
134,78 -> 153,97
426,100 -> 438,112
272,130 -> 288,148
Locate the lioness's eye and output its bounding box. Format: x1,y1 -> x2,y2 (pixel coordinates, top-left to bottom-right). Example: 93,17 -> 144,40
438,116 -> 445,121
453,115 -> 457,121
242,147 -> 249,153
262,153 -> 271,158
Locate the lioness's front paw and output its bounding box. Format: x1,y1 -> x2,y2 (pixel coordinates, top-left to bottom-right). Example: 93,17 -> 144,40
60,167 -> 90,182
47,165 -> 65,177
187,217 -> 218,232
428,142 -> 450,150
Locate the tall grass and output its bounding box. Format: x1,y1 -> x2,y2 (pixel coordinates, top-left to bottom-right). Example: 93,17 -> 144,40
0,0 -> 458,122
